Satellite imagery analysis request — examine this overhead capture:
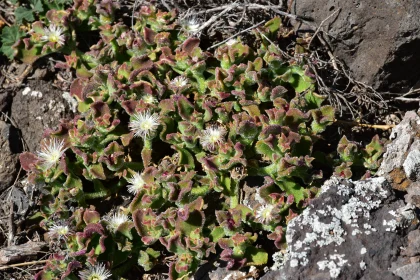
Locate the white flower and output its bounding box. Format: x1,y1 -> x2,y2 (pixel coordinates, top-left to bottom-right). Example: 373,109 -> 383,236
170,76 -> 188,88
126,172 -> 145,195
37,138 -> 67,169
79,263 -> 112,280
142,94 -> 157,104
255,204 -> 275,224
41,24 -> 65,46
48,223 -> 71,240
200,125 -> 227,150
181,16 -> 201,35
104,213 -> 130,232
129,110 -> 160,139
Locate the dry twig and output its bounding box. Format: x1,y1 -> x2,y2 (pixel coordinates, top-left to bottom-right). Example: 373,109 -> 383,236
334,119 -> 395,130
0,14 -> 11,27
7,201 -> 14,247
0,260 -> 48,270
196,4 -> 237,33
308,8 -> 341,49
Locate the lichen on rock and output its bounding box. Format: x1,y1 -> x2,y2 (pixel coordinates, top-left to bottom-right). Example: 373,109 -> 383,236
263,176 -> 415,280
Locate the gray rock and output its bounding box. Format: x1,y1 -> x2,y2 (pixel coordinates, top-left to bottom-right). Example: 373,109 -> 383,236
403,150 -> 420,182
405,185 -> 420,208
260,270 -> 287,280
392,263 -> 420,280
207,266 -> 258,280
292,0 -> 420,91
262,177 -> 414,280
402,229 -> 420,257
377,111 -> 420,179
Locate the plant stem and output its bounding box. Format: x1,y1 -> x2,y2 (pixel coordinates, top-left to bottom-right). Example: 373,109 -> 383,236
141,138 -> 153,167
230,179 -> 239,209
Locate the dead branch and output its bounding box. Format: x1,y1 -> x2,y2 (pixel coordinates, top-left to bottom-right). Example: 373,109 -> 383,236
0,260 -> 48,270
196,4 -> 237,33
0,242 -> 48,266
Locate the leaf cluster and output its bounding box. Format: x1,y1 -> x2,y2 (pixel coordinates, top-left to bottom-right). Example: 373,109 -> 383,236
14,2 -> 385,279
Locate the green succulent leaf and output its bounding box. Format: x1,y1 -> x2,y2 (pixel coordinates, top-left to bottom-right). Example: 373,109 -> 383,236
264,17 -> 282,33
277,178 -> 305,203
138,248 -> 160,271
246,247 -> 268,266
210,226 -> 225,243
311,105 -> 335,133
304,91 -> 326,109
279,66 -> 314,93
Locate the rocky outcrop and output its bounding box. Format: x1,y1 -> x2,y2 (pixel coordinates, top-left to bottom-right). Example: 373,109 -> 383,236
377,111 -> 420,179
261,177 -> 415,280
292,0 -> 420,92
377,111 -> 420,203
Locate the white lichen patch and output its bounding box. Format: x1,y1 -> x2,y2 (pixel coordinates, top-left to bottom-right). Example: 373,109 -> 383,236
221,269 -> 255,280
383,219 -> 399,232
279,177 -> 403,274
271,251 -> 288,271
22,87 -> 42,98
317,254 -> 348,279
288,251 -> 309,268
383,204 -> 415,232
62,91 -> 78,113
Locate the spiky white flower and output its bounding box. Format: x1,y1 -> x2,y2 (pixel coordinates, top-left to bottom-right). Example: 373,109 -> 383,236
129,110 -> 160,139
181,16 -> 201,35
79,263 -> 112,280
255,204 -> 275,224
126,172 -> 145,195
37,138 -> 67,169
200,125 -> 227,150
170,76 -> 188,88
41,24 -> 65,46
104,213 -> 130,232
48,223 -> 71,240
142,94 -> 157,104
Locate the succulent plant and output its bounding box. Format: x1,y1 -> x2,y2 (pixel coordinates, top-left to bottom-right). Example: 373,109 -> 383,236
14,2 -> 385,279
1,0 -> 118,63
334,135 -> 385,179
